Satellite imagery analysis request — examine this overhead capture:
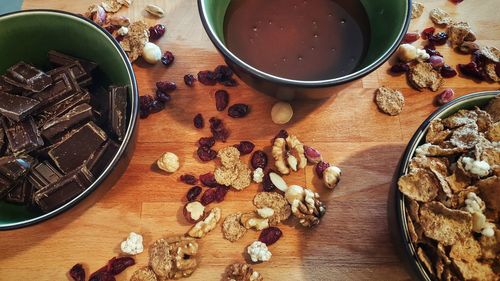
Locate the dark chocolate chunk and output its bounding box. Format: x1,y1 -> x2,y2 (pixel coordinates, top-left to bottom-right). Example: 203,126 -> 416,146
41,103 -> 93,142
3,117 -> 44,154
48,50 -> 98,73
5,180 -> 32,204
108,86 -> 128,141
47,62 -> 92,88
0,155 -> 33,181
0,175 -> 14,199
6,62 -> 52,92
48,122 -> 107,174
0,91 -> 40,121
0,126 -> 5,156
27,161 -> 62,191
30,70 -> 79,109
86,140 -> 120,177
35,90 -> 91,127
33,165 -> 94,212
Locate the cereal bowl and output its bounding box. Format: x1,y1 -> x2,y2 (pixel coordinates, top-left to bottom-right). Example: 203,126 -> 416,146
389,91 -> 499,281
0,10 -> 139,230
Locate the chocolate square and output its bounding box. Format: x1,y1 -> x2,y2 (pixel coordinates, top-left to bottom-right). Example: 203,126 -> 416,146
0,91 -> 40,121
6,61 -> 52,92
2,117 -> 44,154
5,180 -> 32,204
108,86 -> 128,141
27,161 -> 62,191
30,70 -> 80,109
86,140 -> 120,178
0,155 -> 33,181
48,50 -> 98,73
41,103 -> 93,142
0,175 -> 14,199
35,90 -> 91,127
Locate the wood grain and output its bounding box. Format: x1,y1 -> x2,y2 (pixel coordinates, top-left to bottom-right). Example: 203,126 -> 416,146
0,0 -> 499,280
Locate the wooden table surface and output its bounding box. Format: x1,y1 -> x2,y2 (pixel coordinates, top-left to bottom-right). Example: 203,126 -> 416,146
1,0 -> 499,280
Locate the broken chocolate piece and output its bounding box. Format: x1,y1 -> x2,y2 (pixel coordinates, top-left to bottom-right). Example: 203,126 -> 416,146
6,62 -> 52,92
5,180 -> 32,204
41,103 -> 93,142
48,122 -> 107,174
27,161 -> 63,191
108,86 -> 128,141
86,140 -> 120,177
33,166 -> 94,212
30,70 -> 79,109
0,155 -> 33,181
0,175 -> 14,199
2,117 -> 44,154
0,91 -> 40,121
0,125 -> 6,157
35,90 -> 91,127
48,50 -> 98,73
47,62 -> 92,88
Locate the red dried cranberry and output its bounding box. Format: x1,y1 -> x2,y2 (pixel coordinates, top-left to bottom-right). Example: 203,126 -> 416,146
215,90 -> 229,111
149,100 -> 165,113
200,188 -> 217,205
441,65 -> 458,78
251,150 -> 268,169
180,174 -> 198,185
156,90 -> 171,103
258,227 -> 283,245
105,25 -> 119,34
389,63 -> 409,74
315,161 -> 330,178
472,51 -> 487,67
156,81 -> 177,92
184,74 -> 196,86
214,65 -> 233,81
197,70 -> 217,85
458,62 -> 485,80
69,264 -> 85,281
209,117 -> 230,142
140,95 -> 154,111
197,146 -> 217,162
436,89 -> 455,105
228,104 -> 250,118
425,48 -> 442,57
428,32 -> 448,45
186,186 -> 202,202
429,55 -> 445,69
198,137 -> 215,148
450,0 -> 463,3
115,35 -> 124,42
140,109 -> 150,119
149,24 -> 166,41
89,271 -> 115,281
221,78 -> 238,87
234,141 -> 255,155
421,27 -> 435,39
193,113 -> 204,129
161,51 -> 175,66
402,32 -> 420,44
107,257 -> 135,275
199,172 -> 218,187
262,172 -> 276,192
215,185 -> 229,202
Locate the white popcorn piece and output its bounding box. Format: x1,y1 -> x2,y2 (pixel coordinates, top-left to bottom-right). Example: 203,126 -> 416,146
247,241 -> 272,263
120,232 -> 144,255
252,168 -> 264,183
462,157 -> 490,177
257,207 -> 275,219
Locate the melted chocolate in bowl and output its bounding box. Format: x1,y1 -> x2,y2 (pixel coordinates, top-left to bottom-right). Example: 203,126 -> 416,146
223,0 -> 371,81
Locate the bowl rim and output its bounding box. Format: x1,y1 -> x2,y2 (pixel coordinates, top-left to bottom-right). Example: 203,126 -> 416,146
197,0 -> 412,88
0,9 -> 139,230
395,90 -> 499,281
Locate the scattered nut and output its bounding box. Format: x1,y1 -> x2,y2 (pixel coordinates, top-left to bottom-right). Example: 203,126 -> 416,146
256,207 -> 275,219
183,201 -> 206,224
253,192 -> 292,226
375,87 -> 405,116
285,185 -> 305,205
108,15 -> 130,26
224,263 -> 263,281
286,135 -> 307,170
187,207 -> 221,238
291,188 -> 326,227
271,102 -> 293,124
268,172 -> 288,192
240,212 -> 269,230
85,4 -> 107,26
101,0 -> 123,13
480,46 -> 500,63
120,232 -> 144,255
436,89 -> 455,105
429,8 -> 453,25
142,42 -> 162,64
323,165 -> 342,189
149,236 -> 199,279
272,137 -> 289,174
397,44 -> 429,62
304,145 -> 322,164
247,241 -> 272,263
252,167 -> 264,183
458,41 -> 480,54
145,4 -> 165,18
411,2 -> 424,19
157,152 -> 180,173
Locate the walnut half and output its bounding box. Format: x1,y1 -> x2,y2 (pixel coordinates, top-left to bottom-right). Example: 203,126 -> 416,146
224,263 -> 263,281
291,189 -> 326,227
187,207 -> 221,238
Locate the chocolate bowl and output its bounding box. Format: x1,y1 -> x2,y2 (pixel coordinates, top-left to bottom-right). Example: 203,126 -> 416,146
388,91 -> 499,281
0,10 -> 138,230
198,0 -> 411,100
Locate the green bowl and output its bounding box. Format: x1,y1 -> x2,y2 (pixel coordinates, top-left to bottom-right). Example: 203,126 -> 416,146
198,0 -> 411,99
0,10 -> 139,230
389,91 -> 499,281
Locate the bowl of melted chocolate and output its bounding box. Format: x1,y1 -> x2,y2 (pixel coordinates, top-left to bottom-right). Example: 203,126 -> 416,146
199,0 -> 411,99
0,10 -> 138,230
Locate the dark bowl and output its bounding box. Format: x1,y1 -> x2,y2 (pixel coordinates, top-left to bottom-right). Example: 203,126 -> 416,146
389,91 -> 499,281
0,10 -> 139,230
198,0 -> 411,99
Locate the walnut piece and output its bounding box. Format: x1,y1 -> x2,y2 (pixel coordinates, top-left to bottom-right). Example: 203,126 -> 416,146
286,135 -> 307,170
291,188 -> 326,227
224,263 -> 263,281
272,137 -> 289,174
272,134 -> 307,175
149,236 -> 199,279
240,211 -> 269,230
187,207 -> 221,238
411,2 -> 424,19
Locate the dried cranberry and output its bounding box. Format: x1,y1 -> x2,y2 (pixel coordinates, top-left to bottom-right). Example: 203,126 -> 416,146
69,264 -> 85,281
149,24 -> 166,41
198,137 -> 215,148
215,90 -> 229,111
105,25 -> 119,34
436,89 -> 455,105
234,141 -> 255,155
228,104 -> 250,118
215,185 -> 229,202
184,74 -> 196,86
197,146 -> 217,161
89,271 -> 115,281
161,51 -> 175,66
259,227 -> 283,245
428,32 -> 448,45
180,174 -> 198,185
214,65 -> 233,81
402,32 -> 420,44
193,113 -> 204,129
186,186 -> 202,201
429,55 -> 445,69
450,0 -> 463,3
315,161 -> 330,178
389,63 -> 409,74
251,150 -> 268,169
458,62 -> 485,80
274,129 -> 288,140
262,172 -> 276,192
139,109 -> 150,119
197,70 -> 217,85
472,51 -> 487,67
199,172 -> 218,187
140,95 -> 154,111
200,188 -> 217,205
221,78 -> 238,87
115,35 -> 124,42
421,27 -> 435,39
149,100 -> 165,113
156,81 -> 177,92
156,90 -> 171,103
425,48 -> 442,57
209,117 -> 230,142
108,257 -> 135,275
441,65 -> 458,78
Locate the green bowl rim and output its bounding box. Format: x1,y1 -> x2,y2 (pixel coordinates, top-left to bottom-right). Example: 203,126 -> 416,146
0,9 -> 139,230
395,90 -> 499,281
197,0 -> 412,88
